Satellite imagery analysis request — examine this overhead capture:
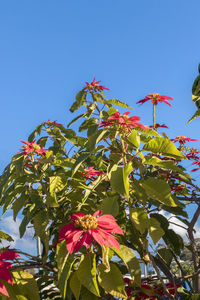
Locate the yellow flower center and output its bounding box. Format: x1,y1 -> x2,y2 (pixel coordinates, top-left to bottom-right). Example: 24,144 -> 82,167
75,215 -> 98,231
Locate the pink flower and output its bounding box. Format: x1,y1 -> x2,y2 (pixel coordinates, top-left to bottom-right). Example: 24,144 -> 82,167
0,250 -> 19,296
171,136 -> 198,145
57,210 -> 124,254
99,112 -> 147,131
137,93 -> 173,106
186,148 -> 199,160
80,167 -> 104,180
20,140 -> 48,156
84,78 -> 109,92
149,123 -> 168,129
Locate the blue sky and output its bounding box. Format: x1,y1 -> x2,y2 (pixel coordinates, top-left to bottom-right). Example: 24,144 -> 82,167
1,1 -> 200,251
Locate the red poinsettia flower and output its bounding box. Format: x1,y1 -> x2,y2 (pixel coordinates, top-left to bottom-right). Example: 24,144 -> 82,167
0,249 -> 19,296
80,167 -> 104,180
171,184 -> 188,192
99,112 -> 147,131
137,93 -> 173,106
149,123 -> 168,129
57,210 -> 124,254
135,284 -> 156,300
84,78 -> 109,92
43,120 -> 61,127
124,277 -> 132,298
20,140 -> 48,156
186,148 -> 199,160
171,136 -> 198,145
191,160 -> 200,172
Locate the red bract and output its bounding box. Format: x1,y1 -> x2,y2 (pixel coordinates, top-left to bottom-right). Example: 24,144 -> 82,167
137,93 -> 173,106
135,284 -> 156,300
80,167 -> 104,180
84,78 -> 109,92
44,120 -> 61,127
149,123 -> 168,129
57,210 -> 124,254
191,161 -> 200,172
99,112 -> 147,131
171,136 -> 198,145
171,184 -> 188,192
186,148 -> 199,160
0,250 -> 19,296
20,140 -> 48,156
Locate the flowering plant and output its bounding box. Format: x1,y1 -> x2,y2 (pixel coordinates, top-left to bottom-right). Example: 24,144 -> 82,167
0,74 -> 200,299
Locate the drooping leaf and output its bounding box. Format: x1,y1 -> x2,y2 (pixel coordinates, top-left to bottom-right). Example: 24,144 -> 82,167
127,130 -> 140,148
149,217 -> 165,244
100,194 -> 119,217
110,163 -> 132,198
76,253 -> 100,297
163,229 -> 184,256
70,272 -> 81,300
141,178 -> 177,207
106,98 -> 133,109
70,90 -> 87,113
0,231 -> 13,242
98,263 -> 127,299
157,248 -> 173,267
79,118 -> 97,132
113,245 -> 141,286
187,108 -> 200,124
130,207 -> 149,234
143,137 -> 185,160
58,254 -> 75,299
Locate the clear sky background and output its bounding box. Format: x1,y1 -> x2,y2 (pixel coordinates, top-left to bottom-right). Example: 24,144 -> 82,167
1,0 -> 200,252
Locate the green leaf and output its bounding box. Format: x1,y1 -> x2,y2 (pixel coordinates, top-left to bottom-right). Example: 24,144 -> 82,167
70,272 -> 81,300
163,229 -> 183,255
49,176 -> 67,196
67,113 -> 85,127
150,213 -> 169,231
79,118 -> 97,132
100,194 -> 119,217
127,130 -> 140,148
71,152 -> 91,176
56,240 -> 69,277
70,90 -> 87,113
0,231 -> 13,242
110,163 -> 132,198
141,178 -> 177,207
77,253 -> 100,297
149,217 -> 165,244
11,271 -> 40,300
12,193 -> 28,221
187,108 -> 200,124
87,129 -> 109,151
130,207 -> 149,234
113,245 -> 141,286
143,156 -> 188,175
33,210 -> 49,262
107,98 -> 133,109
157,248 -> 173,267
135,127 -> 160,137
98,263 -> 127,299
28,124 -> 43,142
58,254 -> 75,299
143,137 -> 185,160
80,286 -> 100,300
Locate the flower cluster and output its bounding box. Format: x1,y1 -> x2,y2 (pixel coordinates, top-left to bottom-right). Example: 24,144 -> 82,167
80,167 -> 104,180
20,140 -> 48,156
43,120 -> 61,127
171,136 -> 198,146
124,278 -> 181,299
0,249 -> 19,296
137,93 -> 173,106
149,123 -> 168,129
57,210 -> 124,254
99,111 -> 147,132
84,78 -> 109,93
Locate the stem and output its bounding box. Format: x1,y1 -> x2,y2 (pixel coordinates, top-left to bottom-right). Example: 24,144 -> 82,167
153,104 -> 156,129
